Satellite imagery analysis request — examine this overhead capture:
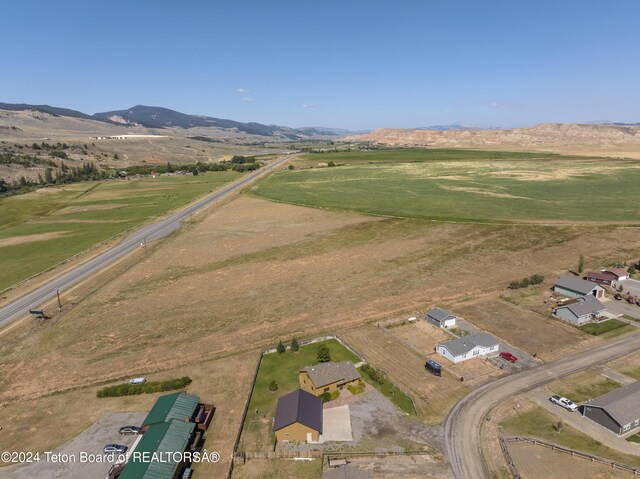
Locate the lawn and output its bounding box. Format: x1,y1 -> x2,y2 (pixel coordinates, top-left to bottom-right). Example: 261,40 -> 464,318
627,434 -> 640,443
239,338 -> 360,451
0,171 -> 240,290
358,364 -> 416,415
500,406 -> 640,467
251,149 -> 640,224
578,319 -> 632,337
550,372 -> 622,403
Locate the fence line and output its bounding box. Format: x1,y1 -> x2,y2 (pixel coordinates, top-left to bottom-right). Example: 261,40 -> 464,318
502,436 -> 640,476
234,448 -> 429,464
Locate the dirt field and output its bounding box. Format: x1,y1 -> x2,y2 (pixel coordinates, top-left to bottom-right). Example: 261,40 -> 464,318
1,194 -> 640,474
450,297 -> 604,361
341,326 -> 470,424
339,455 -> 453,478
507,442 -> 635,479
385,320 -> 504,385
607,350 -> 640,380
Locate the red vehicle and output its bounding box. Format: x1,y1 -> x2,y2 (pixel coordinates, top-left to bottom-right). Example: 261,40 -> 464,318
500,352 -> 518,362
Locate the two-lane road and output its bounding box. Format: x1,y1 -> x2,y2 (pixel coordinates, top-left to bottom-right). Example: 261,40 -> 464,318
445,331 -> 640,479
0,154 -> 293,329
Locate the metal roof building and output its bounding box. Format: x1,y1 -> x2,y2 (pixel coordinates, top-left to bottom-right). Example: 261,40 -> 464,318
554,275 -> 605,299
582,381 -> 640,436
142,392 -> 200,427
119,419 -> 195,479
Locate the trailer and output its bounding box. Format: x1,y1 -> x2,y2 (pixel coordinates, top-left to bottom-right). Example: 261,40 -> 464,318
425,359 -> 442,377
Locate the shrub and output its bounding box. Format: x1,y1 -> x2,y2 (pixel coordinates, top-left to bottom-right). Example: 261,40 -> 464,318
360,364 -> 385,384
97,376 -> 192,398
317,345 -> 331,363
269,380 -> 278,392
347,382 -> 366,395
321,390 -> 340,403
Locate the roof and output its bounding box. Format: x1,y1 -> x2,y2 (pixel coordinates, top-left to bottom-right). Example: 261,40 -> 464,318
604,268 -> 629,278
301,361 -> 361,388
142,392 -> 200,427
119,419 -> 195,479
556,295 -> 605,318
555,275 -> 601,295
438,332 -> 499,357
426,307 -> 456,322
323,465 -> 374,479
584,271 -> 614,281
584,381 -> 640,427
273,389 -> 322,433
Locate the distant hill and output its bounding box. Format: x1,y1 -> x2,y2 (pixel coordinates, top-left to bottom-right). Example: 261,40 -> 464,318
296,126 -> 370,136
0,102 -> 337,139
415,124 -> 497,131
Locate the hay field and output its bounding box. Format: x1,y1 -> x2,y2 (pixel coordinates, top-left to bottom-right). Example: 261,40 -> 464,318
0,171 -> 240,290
252,150 -> 640,223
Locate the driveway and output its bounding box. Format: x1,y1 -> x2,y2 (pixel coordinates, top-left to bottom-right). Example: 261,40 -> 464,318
2,412 -> 146,479
602,297 -> 640,320
618,279 -> 640,297
321,405 -> 353,443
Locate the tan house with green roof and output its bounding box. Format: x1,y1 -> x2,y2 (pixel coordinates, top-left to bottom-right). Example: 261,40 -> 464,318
299,361 -> 362,396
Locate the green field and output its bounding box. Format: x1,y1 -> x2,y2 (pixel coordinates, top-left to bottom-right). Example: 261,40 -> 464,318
251,149 -> 640,223
578,319 -> 633,337
0,171 -> 240,290
240,339 -> 360,451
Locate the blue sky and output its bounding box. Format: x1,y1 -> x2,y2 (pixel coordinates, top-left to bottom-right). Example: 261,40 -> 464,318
2,0 -> 639,129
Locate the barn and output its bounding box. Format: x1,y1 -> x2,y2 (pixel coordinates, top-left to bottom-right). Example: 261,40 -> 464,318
425,307 -> 457,328
554,275 -> 605,299
582,381 -> 640,436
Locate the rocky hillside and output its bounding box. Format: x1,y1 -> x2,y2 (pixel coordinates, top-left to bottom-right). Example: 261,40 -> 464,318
349,123 -> 640,157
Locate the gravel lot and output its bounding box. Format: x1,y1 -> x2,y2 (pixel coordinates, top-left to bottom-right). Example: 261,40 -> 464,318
2,412 -> 145,479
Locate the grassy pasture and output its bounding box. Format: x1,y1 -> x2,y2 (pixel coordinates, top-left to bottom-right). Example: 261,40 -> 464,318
0,171 -> 240,290
252,149 -> 640,223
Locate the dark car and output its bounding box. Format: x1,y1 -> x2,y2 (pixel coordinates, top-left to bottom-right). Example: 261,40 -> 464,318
103,444 -> 128,454
499,352 -> 518,362
614,293 -> 623,300
119,426 -> 142,435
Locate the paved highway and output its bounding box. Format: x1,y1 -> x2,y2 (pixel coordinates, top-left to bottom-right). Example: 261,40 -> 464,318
0,154 -> 293,329
445,331 -> 640,479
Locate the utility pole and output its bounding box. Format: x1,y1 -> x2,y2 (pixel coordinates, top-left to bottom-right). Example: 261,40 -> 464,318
56,289 -> 62,311
141,237 -> 147,255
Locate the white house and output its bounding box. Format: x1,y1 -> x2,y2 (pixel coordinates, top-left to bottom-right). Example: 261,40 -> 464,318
436,333 -> 500,363
425,307 -> 457,328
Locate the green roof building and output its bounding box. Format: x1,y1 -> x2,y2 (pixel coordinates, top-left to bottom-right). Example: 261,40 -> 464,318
142,392 -> 200,428
119,419 -> 195,479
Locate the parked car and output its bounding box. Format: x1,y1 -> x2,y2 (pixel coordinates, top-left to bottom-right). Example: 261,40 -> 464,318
103,444 -> 128,454
614,293 -> 623,300
626,296 -> 636,304
119,426 -> 142,435
635,300 -> 640,307
549,395 -> 578,411
128,377 -> 146,385
499,352 -> 518,363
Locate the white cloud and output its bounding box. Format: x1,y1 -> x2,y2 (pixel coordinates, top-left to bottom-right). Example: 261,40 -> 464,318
301,102 -> 316,109
241,97 -> 254,103
235,87 -> 250,93
490,101 -> 516,110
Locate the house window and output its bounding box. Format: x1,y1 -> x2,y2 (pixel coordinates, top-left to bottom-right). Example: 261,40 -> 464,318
473,350 -> 479,356
623,424 -> 631,432
324,387 -> 330,393
635,419 -> 639,427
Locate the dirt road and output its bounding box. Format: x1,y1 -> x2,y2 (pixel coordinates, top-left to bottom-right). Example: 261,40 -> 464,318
445,331 -> 640,479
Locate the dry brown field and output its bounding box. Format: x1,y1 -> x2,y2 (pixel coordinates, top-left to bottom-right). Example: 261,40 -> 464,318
449,297 -> 604,361
0,193 -> 639,473
342,326 -> 471,424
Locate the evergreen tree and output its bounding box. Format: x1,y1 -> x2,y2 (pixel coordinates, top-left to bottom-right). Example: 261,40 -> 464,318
317,345 -> 331,363
578,255 -> 585,273
276,341 -> 286,354
290,337 -> 299,352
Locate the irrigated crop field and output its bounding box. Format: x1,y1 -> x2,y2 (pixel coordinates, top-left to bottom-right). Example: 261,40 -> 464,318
0,171 -> 240,290
252,149 -> 640,223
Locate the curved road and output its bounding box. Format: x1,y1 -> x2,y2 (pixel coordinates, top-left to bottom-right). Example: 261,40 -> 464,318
0,154 -> 294,329
445,331 -> 640,479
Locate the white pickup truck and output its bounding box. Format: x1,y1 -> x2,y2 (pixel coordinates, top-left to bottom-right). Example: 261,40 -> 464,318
128,377 -> 146,385
549,394 -> 578,411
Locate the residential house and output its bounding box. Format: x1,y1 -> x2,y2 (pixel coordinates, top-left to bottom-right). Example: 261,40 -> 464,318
584,271 -> 615,286
274,389 -> 323,443
554,275 -> 605,299
553,295 -> 606,324
603,268 -> 630,281
436,333 -> 499,363
582,381 -> 640,436
299,361 -> 362,396
425,307 -> 457,328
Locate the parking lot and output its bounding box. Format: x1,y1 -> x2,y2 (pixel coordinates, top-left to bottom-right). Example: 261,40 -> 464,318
3,412 -> 145,479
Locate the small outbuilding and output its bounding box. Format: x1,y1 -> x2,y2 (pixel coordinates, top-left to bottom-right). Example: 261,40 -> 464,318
274,389 -> 323,443
436,332 -> 499,363
299,361 -> 362,396
425,307 -> 457,328
553,295 -> 606,324
582,381 -> 640,436
554,275 -> 605,299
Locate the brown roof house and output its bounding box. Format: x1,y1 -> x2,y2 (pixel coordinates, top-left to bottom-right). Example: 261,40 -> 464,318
603,268 -> 630,281
274,389 -> 323,443
584,271 -> 615,286
299,361 -> 362,396
582,381 -> 640,436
